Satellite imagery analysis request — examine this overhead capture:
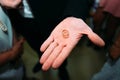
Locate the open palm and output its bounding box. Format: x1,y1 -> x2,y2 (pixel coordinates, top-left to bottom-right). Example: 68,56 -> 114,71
40,17 -> 105,71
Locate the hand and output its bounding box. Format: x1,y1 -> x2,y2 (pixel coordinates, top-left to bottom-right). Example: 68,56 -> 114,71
10,37 -> 25,60
0,0 -> 22,8
40,17 -> 105,71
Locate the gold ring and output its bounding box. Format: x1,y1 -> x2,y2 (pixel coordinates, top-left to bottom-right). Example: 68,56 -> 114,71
62,29 -> 69,39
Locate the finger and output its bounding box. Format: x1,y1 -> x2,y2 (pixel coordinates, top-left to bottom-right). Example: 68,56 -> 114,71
40,41 -> 58,64
87,32 -> 105,47
15,1 -> 23,8
41,45 -> 63,71
19,38 -> 25,44
40,36 -> 53,52
52,45 -> 73,69
80,25 -> 105,47
6,0 -> 22,8
12,0 -> 22,6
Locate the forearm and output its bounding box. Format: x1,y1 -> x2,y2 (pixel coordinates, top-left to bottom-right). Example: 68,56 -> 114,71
0,49 -> 15,66
0,49 -> 13,66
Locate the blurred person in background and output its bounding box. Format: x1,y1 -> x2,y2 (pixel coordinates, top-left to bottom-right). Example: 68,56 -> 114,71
0,0 -> 25,80
91,0 -> 120,79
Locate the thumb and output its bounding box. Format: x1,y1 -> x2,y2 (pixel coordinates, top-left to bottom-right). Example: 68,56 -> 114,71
87,32 -> 105,47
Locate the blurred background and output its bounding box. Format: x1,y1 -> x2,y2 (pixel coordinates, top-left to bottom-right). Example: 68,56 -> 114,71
22,36 -> 106,80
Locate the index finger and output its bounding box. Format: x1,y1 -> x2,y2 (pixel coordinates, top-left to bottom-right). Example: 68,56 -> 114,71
40,35 -> 54,52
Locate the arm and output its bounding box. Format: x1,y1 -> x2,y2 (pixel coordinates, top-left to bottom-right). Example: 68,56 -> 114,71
40,17 -> 105,71
0,49 -> 13,65
0,29 -> 25,66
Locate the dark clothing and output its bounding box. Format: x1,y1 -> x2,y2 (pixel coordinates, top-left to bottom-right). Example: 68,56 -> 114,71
8,0 -> 92,56
28,0 -> 92,22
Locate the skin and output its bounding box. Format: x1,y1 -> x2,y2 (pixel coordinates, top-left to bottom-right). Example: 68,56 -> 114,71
0,0 -> 22,8
0,29 -> 25,66
40,17 -> 105,71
